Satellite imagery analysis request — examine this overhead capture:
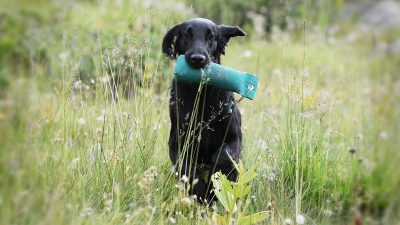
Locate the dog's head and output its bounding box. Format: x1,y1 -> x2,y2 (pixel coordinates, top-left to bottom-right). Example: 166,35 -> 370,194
162,18 -> 245,69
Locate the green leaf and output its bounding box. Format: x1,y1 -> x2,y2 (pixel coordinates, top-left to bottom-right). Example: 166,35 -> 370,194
232,184 -> 251,198
212,172 -> 237,213
238,169 -> 257,185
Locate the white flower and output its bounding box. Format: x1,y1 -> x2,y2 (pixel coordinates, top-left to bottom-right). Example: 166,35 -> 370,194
284,218 -> 292,225
243,50 -> 253,58
175,183 -> 185,191
296,214 -> 305,224
323,209 -> 333,217
169,217 -> 176,224
100,76 -> 109,84
180,196 -> 192,205
272,68 -> 283,77
181,175 -> 188,183
266,172 -> 276,182
77,118 -> 86,125
379,131 -> 388,140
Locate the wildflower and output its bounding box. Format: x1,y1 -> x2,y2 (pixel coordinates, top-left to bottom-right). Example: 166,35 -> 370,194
77,118 -> 86,125
73,80 -> 82,89
379,131 -> 388,140
266,172 -> 276,182
180,196 -> 192,206
349,148 -> 356,154
272,68 -> 283,77
192,178 -> 199,186
267,201 -> 274,210
100,76 -> 109,84
323,209 -> 333,217
296,214 -> 305,224
181,175 -> 188,183
251,195 -> 256,204
153,124 -> 161,131
66,137 -> 73,148
169,217 -> 176,224
284,218 -> 292,225
175,183 -> 185,191
59,52 -> 68,63
243,50 -> 253,58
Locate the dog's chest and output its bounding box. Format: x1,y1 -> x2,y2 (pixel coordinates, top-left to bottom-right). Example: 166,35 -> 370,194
172,82 -> 232,153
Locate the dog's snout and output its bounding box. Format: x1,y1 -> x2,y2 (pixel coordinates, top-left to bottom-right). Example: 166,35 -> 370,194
190,54 -> 206,64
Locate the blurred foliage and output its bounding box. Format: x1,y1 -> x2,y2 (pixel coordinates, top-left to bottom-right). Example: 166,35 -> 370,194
0,0 -> 187,97
185,0 -> 339,34
0,0 -> 58,95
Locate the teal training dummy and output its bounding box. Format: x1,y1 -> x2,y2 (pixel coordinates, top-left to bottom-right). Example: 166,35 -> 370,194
174,55 -> 259,100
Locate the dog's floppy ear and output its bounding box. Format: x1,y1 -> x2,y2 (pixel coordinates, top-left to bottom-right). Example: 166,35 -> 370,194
162,24 -> 182,59
217,25 -> 246,55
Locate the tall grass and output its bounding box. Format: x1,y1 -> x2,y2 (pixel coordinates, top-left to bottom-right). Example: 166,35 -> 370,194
1,0 -> 399,224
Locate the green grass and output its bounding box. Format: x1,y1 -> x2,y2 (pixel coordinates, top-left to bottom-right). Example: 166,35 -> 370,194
1,1 -> 399,224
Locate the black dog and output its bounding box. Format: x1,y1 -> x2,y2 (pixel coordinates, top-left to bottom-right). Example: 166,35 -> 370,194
162,18 -> 245,202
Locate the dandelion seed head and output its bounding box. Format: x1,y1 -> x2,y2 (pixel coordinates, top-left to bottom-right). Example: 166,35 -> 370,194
323,209 -> 333,217
181,175 -> 188,183
266,172 -> 276,182
175,183 -> 185,191
284,218 -> 292,225
77,118 -> 86,125
296,214 -> 305,224
180,196 -> 192,205
169,217 -> 176,224
379,131 -> 388,140
243,50 -> 253,58
100,76 -> 109,84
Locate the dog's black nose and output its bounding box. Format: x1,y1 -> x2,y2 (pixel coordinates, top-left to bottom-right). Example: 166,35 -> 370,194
190,54 -> 206,64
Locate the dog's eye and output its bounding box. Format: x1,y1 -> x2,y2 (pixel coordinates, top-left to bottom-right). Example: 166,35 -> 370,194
184,31 -> 191,39
207,34 -> 214,40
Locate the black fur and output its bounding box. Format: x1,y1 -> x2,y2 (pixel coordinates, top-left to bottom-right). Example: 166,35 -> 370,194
162,18 -> 245,202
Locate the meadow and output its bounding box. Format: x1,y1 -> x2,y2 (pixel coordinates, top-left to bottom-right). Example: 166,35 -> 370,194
1,0 -> 399,224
